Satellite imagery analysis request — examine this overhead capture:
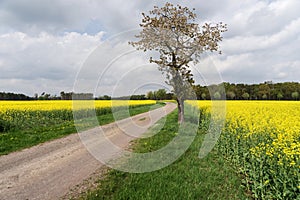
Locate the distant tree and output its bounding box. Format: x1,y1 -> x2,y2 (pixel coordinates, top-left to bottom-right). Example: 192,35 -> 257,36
193,85 -> 201,100
130,94 -> 147,100
165,92 -> 174,100
60,91 -> 65,100
98,95 -> 111,100
262,94 -> 268,100
38,93 -> 50,100
130,2 -> 227,123
147,89 -> 173,100
73,93 -> 93,100
193,84 -> 210,100
153,91 -> 158,100
104,95 -> 111,100
226,91 -> 236,100
147,91 -> 154,100
45,94 -> 50,100
156,89 -> 167,100
291,91 -> 299,100
242,92 -> 250,100
258,84 -> 270,99
235,83 -> 246,99
277,92 -> 283,100
213,92 -> 221,100
60,91 -> 73,100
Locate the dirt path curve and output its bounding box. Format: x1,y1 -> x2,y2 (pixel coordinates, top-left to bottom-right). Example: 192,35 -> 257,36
0,102 -> 176,200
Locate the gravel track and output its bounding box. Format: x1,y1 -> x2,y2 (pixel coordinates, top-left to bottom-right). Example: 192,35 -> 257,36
0,103 -> 176,200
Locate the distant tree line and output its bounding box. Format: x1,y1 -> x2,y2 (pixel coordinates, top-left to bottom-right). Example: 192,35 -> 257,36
105,89 -> 173,100
0,92 -> 33,100
146,82 -> 300,101
96,95 -> 112,100
0,91 -> 94,100
1,82 -> 300,100
130,95 -> 147,100
146,89 -> 174,100
60,91 -> 73,100
194,81 -> 300,100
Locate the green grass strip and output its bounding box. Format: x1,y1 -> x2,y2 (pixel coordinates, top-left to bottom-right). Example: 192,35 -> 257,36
83,110 -> 248,200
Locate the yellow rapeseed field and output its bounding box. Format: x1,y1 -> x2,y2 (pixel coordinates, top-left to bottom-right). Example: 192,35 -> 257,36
195,100 -> 300,199
0,100 -> 156,111
0,100 -> 156,132
0,100 -> 156,155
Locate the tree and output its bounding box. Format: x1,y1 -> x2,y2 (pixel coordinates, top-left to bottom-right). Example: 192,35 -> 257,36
213,92 -> 221,100
98,95 -> 111,100
242,92 -> 250,100
38,92 -> 51,100
277,92 -> 283,100
226,91 -> 236,100
130,2 -> 227,123
130,94 -> 146,100
156,89 -> 167,100
258,84 -> 270,100
60,91 -> 73,100
262,94 -> 267,100
291,91 -> 299,100
60,91 -> 65,100
147,91 -> 154,99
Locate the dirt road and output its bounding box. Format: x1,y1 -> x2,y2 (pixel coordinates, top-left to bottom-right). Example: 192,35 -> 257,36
0,103 -> 176,200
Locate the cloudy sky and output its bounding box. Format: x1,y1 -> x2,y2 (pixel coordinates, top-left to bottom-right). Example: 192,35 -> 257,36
0,0 -> 299,97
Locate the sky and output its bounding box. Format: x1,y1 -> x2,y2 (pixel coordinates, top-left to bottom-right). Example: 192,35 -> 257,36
0,0 -> 299,97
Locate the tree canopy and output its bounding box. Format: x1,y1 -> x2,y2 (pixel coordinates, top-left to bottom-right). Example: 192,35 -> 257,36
130,2 -> 227,122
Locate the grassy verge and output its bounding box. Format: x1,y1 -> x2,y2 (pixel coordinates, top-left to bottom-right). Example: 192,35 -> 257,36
82,110 -> 248,200
0,103 -> 162,155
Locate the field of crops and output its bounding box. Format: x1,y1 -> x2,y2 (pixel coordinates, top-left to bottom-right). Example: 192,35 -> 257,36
0,100 -> 156,154
1,100 -> 299,199
196,101 -> 300,199
0,100 -> 156,111
0,100 -> 156,131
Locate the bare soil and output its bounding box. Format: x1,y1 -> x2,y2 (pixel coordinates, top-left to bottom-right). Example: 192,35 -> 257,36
0,103 -> 176,200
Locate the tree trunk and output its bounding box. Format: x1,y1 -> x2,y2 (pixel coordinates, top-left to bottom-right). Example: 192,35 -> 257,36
177,98 -> 184,123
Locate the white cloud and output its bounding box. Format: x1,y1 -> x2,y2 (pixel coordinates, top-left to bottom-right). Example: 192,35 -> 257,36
73,32 -> 168,97
0,0 -> 96,34
222,17 -> 300,54
0,0 -> 299,95
0,31 -> 104,95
